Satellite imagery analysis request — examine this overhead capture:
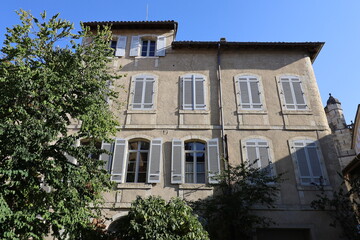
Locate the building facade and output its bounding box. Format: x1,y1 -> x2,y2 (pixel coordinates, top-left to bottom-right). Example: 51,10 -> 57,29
81,21 -> 343,239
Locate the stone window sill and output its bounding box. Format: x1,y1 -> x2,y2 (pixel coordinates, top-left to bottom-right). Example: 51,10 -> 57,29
126,110 -> 156,114
179,184 -> 213,190
117,183 -> 153,189
179,110 -> 210,115
281,110 -> 313,115
297,185 -> 332,191
237,110 -> 268,115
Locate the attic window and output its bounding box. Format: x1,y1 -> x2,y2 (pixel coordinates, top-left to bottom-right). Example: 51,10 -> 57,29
141,39 -> 156,57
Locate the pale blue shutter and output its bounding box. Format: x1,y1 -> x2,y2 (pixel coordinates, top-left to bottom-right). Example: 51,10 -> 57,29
195,76 -> 205,109
294,141 -> 311,185
111,139 -> 127,183
182,76 -> 193,109
130,36 -> 140,56
147,138 -> 162,183
171,139 -> 183,184
249,78 -> 261,109
143,78 -> 154,109
100,141 -> 113,172
292,79 -> 306,109
115,36 -> 127,57
207,138 -> 220,184
281,77 -> 295,109
156,36 -> 166,56
258,144 -> 271,176
132,78 -> 144,109
239,78 -> 250,108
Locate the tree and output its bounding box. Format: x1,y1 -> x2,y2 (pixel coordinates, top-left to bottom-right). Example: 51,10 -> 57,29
311,175 -> 360,240
108,196 -> 209,240
191,161 -> 283,240
0,10 -> 120,239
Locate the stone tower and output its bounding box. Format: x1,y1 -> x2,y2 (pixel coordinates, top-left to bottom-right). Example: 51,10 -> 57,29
324,94 -> 355,168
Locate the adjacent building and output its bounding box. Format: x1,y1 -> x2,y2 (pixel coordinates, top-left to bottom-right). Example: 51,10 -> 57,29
80,20 -> 343,239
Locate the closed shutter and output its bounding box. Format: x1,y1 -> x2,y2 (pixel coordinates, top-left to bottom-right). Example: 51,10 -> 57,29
292,80 -> 306,109
238,76 -> 262,109
249,79 -> 261,108
148,138 -> 162,183
195,76 -> 205,109
143,77 -> 154,109
239,79 -> 250,108
115,36 -> 127,57
132,78 -> 144,109
171,139 -> 183,184
258,144 -> 271,175
156,36 -> 166,56
281,76 -> 306,110
182,76 -> 193,109
100,141 -> 113,172
130,36 -> 140,56
111,139 -> 127,183
281,77 -> 295,109
207,138 -> 220,184
246,144 -> 257,166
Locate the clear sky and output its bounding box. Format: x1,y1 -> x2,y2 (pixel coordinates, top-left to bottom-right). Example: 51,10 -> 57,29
1,0 -> 359,122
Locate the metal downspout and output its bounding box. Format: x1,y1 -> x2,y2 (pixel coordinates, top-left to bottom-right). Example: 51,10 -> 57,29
217,42 -> 229,168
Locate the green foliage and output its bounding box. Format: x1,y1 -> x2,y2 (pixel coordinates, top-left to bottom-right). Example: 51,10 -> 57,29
0,10 -> 120,239
191,161 -> 283,240
311,175 -> 360,240
109,196 -> 209,240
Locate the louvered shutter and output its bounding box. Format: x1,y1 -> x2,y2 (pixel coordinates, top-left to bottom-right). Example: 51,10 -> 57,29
182,76 -> 193,109
195,76 -> 205,109
239,78 -> 250,108
65,152 -> 76,165
207,138 -> 220,184
132,78 -> 144,109
111,139 -> 127,183
156,36 -> 166,56
130,36 -> 140,56
148,139 -> 162,183
258,144 -> 271,175
281,78 -> 295,109
100,141 -> 113,172
307,145 -> 323,184
294,141 -> 311,184
249,79 -> 261,108
143,78 -> 154,109
171,139 -> 183,184
292,79 -> 306,109
115,36 -> 127,57
246,145 -> 257,167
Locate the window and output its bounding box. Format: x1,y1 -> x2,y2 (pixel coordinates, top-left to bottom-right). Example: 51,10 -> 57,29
181,74 -> 206,110
279,76 -> 307,110
243,139 -> 274,176
235,75 -> 262,110
141,40 -> 156,57
171,138 -> 220,184
290,139 -> 327,185
100,138 -> 162,183
131,75 -> 156,110
126,140 -> 149,183
185,141 -> 206,183
130,35 -> 166,57
110,35 -> 127,57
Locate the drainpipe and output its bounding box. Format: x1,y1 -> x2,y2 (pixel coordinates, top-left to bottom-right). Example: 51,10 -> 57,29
217,38 -> 229,168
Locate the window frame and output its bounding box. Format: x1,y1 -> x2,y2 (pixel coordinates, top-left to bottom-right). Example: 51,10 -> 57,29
129,74 -> 158,111
184,141 -> 206,184
289,138 -> 328,186
141,39 -> 156,57
235,74 -> 264,110
181,74 -> 207,110
126,140 -> 150,183
277,75 -> 308,111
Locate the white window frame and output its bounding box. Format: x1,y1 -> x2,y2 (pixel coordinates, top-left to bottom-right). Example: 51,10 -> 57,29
181,74 -> 207,110
184,141 -> 206,184
126,140 -> 150,183
129,74 -> 157,110
289,139 -> 328,185
235,75 -> 263,110
278,75 -> 308,111
130,35 -> 166,57
241,138 -> 275,177
140,39 -> 156,57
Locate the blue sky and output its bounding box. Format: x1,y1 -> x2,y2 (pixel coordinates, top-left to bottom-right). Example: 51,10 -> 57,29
1,0 -> 359,122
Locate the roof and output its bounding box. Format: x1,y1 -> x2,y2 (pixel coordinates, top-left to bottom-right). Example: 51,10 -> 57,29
172,41 -> 324,63
83,20 -> 178,33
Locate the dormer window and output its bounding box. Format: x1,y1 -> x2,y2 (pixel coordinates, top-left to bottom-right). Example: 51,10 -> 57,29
141,39 -> 156,57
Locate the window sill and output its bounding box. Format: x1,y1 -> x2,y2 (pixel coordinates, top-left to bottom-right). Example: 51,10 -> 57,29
179,184 -> 213,190
134,56 -> 159,59
237,110 -> 267,115
281,110 -> 312,115
126,110 -> 156,114
297,185 -> 332,191
117,183 -> 153,189
179,110 -> 210,114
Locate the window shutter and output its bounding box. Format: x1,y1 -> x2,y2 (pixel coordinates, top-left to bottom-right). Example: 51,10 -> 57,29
156,36 -> 166,56
132,79 -> 144,109
292,80 -> 306,109
171,139 -> 183,184
111,139 -> 127,183
115,36 -> 127,57
258,145 -> 271,175
148,138 -> 162,183
246,145 -> 257,166
250,81 -> 261,108
239,81 -> 250,108
100,141 -> 113,172
143,78 -> 154,109
294,142 -> 311,184
281,78 -> 295,109
182,77 -> 193,109
307,146 -> 323,183
207,138 -> 220,184
195,77 -> 205,109
130,36 -> 140,56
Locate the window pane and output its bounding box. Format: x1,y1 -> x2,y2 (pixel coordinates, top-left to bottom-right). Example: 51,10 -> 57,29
127,162 -> 136,172
185,173 -> 194,183
197,173 -> 205,183
139,153 -> 148,171
196,152 -> 205,162
149,41 -> 155,56
195,142 -> 205,151
110,40 -> 117,50
186,162 -> 194,173
197,162 -> 205,172
126,173 -> 135,183
129,142 -> 138,150
186,153 -> 194,162
140,141 -> 150,150
141,40 -> 148,56
138,173 -> 146,183
185,142 -> 195,150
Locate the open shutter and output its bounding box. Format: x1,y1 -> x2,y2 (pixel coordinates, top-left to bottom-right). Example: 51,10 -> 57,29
195,76 -> 205,109
111,139 -> 127,183
171,139 -> 183,184
100,141 -> 113,172
115,36 -> 127,57
156,36 -> 166,56
143,78 -> 154,109
207,138 -> 220,184
130,36 -> 140,56
148,138 -> 162,183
